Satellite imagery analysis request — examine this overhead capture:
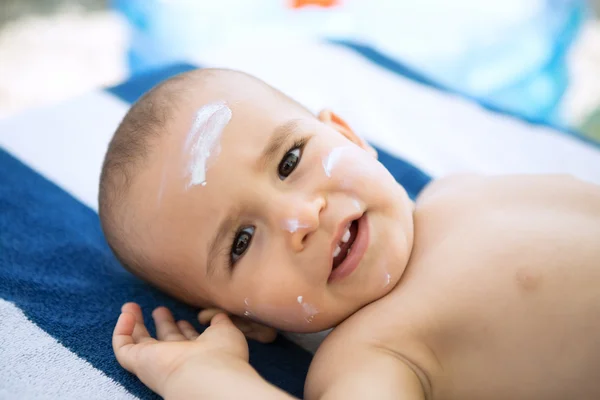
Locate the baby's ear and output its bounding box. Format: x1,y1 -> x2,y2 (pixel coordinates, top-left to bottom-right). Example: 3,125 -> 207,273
198,308 -> 277,344
318,109 -> 377,158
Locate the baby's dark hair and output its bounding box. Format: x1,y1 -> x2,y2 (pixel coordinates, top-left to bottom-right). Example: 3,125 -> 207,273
99,70 -> 193,291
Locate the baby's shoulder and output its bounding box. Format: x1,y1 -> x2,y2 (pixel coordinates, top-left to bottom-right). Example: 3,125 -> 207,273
305,313 -> 431,400
419,173 -> 600,209
417,173 -> 482,199
415,173 -> 485,212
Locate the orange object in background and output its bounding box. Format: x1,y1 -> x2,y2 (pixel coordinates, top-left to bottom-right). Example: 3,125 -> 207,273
291,0 -> 339,8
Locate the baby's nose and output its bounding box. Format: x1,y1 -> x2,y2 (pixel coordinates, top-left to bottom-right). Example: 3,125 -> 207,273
278,196 -> 326,252
283,217 -> 316,253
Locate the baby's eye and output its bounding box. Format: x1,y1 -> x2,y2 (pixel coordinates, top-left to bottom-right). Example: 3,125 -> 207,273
278,147 -> 302,179
230,226 -> 254,265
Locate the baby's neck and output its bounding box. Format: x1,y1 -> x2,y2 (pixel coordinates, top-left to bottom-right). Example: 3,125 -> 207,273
282,329 -> 333,354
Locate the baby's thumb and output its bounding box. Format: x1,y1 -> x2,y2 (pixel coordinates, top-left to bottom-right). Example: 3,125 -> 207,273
209,313 -> 246,339
204,313 -> 249,360
210,313 -> 234,327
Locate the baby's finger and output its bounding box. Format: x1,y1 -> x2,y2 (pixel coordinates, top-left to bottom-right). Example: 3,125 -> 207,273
177,320 -> 200,340
122,302 -> 153,343
153,307 -> 186,342
198,308 -> 225,325
122,302 -> 144,324
112,312 -> 138,373
201,313 -> 249,360
113,312 -> 135,348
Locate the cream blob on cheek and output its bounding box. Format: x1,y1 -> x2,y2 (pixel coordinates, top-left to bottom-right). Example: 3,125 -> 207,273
182,102 -> 232,188
281,218 -> 311,233
297,295 -> 319,323
322,146 -> 346,178
384,272 -> 392,287
321,144 -> 394,190
242,295 -> 320,327
243,298 -> 254,318
371,240 -> 395,290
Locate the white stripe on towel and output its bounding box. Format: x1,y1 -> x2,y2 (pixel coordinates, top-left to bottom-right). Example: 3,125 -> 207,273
0,91 -> 129,211
0,299 -> 139,400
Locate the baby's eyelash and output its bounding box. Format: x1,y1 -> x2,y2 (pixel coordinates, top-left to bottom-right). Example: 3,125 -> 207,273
226,228 -> 238,269
285,137 -> 309,156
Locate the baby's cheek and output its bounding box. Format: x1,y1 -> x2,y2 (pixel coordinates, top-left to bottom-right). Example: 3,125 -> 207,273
234,245 -> 320,329
316,144 -> 397,198
241,290 -> 322,331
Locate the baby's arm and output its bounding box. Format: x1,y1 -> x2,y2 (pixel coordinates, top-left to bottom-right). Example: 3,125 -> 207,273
306,346 -> 426,400
164,358 -> 295,400
113,303 -> 424,399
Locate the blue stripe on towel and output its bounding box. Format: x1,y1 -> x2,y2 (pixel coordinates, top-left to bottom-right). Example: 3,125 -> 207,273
376,146 -> 430,200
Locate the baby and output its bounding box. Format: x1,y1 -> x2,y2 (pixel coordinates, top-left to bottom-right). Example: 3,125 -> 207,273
100,68 -> 600,399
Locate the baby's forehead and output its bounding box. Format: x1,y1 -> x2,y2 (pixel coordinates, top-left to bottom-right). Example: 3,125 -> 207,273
142,96 -> 315,225
137,74 -> 319,212
166,97 -> 313,170
168,72 -> 312,137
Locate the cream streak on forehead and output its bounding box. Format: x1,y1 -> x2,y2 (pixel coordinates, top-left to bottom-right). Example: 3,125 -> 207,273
183,102 -> 232,188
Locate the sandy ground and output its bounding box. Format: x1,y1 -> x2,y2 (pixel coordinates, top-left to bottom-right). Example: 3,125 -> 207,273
0,1 -> 598,138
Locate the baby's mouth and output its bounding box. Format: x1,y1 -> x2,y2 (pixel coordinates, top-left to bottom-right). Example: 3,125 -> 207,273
332,219 -> 359,270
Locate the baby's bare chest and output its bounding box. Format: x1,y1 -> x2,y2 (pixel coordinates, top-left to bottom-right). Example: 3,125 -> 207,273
423,216 -> 600,398
358,177 -> 600,399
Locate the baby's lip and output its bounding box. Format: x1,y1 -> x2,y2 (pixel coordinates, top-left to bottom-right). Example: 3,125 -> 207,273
330,212 -> 362,265
331,215 -> 359,254
328,213 -> 368,283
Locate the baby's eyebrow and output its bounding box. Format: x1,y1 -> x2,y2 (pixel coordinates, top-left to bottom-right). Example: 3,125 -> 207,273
257,119 -> 302,171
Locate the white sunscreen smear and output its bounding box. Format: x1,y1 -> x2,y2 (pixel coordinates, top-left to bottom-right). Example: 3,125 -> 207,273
282,218 -> 311,233
243,297 -> 296,324
322,144 -> 392,185
322,146 -> 348,178
297,295 -> 319,323
243,297 -> 255,318
183,102 -> 232,188
384,273 -> 391,287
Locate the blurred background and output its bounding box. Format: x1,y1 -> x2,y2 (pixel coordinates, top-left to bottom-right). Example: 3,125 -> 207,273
0,0 -> 599,140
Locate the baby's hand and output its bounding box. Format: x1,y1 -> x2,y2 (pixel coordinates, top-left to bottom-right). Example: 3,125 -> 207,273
198,308 -> 277,343
112,303 -> 252,398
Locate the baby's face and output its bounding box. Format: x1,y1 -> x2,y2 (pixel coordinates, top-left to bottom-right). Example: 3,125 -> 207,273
131,75 -> 414,332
